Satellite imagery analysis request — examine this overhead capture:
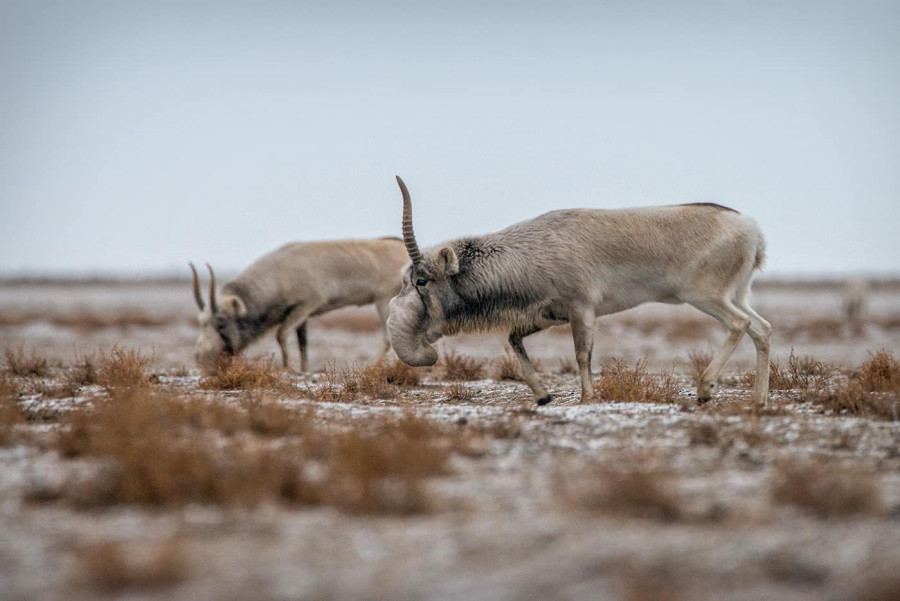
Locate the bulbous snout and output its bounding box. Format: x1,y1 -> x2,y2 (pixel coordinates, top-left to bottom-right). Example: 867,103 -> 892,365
387,293 -> 439,367
194,330 -> 226,374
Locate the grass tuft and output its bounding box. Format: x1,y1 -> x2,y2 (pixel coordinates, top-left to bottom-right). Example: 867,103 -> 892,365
857,350 -> 900,392
562,465 -> 682,521
3,345 -> 50,377
444,382 -> 473,402
199,356 -> 291,392
97,346 -> 152,395
323,412 -> 450,514
772,460 -> 882,518
494,348 -> 524,381
441,351 -> 486,381
594,358 -> 679,403
0,373 -> 24,445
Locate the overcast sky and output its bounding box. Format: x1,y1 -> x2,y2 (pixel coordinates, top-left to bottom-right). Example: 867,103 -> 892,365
1,0 -> 898,277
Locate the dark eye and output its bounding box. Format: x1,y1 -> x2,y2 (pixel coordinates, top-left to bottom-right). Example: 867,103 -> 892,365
415,278 -> 428,287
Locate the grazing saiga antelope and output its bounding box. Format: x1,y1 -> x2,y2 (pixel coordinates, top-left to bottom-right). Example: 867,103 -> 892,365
387,176 -> 772,406
190,238 -> 408,373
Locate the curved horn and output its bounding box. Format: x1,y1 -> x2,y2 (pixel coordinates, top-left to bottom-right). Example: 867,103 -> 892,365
189,262 -> 205,311
396,176 -> 423,266
205,263 -> 219,314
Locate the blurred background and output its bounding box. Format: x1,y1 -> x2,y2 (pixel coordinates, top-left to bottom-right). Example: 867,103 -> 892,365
1,0 -> 898,278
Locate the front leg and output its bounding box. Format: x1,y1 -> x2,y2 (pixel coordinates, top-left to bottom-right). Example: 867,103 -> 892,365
569,309 -> 596,403
276,304 -> 315,372
296,321 -> 308,373
509,327 -> 551,405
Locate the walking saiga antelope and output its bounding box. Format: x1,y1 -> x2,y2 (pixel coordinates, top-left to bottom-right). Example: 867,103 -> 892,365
387,176 -> 772,406
190,238 -> 408,373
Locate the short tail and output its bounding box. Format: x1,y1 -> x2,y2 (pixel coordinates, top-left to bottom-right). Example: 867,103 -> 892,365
753,236 -> 767,271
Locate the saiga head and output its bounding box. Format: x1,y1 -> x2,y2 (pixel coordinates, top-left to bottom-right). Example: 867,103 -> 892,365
189,262 -> 247,372
387,176 -> 462,367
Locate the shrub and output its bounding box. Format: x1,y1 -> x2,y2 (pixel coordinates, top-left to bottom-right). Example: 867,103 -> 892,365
3,345 -> 49,377
441,351 -> 486,381
199,356 -> 291,392
97,346 -> 152,395
858,350 -> 900,392
594,358 -> 679,403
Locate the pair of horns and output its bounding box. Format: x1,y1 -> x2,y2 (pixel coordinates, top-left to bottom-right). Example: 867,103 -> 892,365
189,262 -> 218,313
397,176 -> 423,266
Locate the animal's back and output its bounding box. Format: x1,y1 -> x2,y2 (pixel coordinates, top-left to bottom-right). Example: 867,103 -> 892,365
227,238 -> 408,310
448,204 -> 764,312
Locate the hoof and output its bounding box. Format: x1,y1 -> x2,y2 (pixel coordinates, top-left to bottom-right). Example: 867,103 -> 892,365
536,394 -> 552,406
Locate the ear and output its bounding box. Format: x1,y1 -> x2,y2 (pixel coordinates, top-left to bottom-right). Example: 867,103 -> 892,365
438,247 -> 459,276
221,295 -> 248,317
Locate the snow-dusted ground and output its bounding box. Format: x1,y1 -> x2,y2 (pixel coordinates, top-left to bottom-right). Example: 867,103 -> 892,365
1,279 -> 899,600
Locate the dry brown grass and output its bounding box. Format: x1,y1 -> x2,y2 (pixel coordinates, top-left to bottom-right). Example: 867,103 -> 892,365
617,563 -> 690,601
56,387 -> 453,514
443,382 -> 474,402
199,356 -> 294,393
741,349 -> 833,402
76,538 -> 187,592
493,348 -> 523,381
555,357 -> 578,375
441,351 -> 486,381
0,373 -> 24,445
686,350 -> 712,386
812,351 -> 899,420
311,361 -> 417,403
57,389 -> 319,507
772,460 -> 883,518
857,350 -> 900,392
244,394 -> 313,437
687,421 -> 720,446
379,359 -> 422,387
851,571 -> 900,601
3,345 -> 50,377
492,348 -> 543,381
594,358 -> 679,403
66,352 -> 99,388
97,346 -> 152,395
562,465 -> 682,521
322,412 -> 451,514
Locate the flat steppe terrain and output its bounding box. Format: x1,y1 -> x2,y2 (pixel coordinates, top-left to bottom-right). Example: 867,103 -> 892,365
1,278 -> 898,601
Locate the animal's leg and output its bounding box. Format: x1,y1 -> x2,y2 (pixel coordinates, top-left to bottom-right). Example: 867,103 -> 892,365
688,297 -> 751,403
296,321 -> 309,373
508,327 -> 550,405
276,305 -> 314,372
734,291 -> 772,407
374,298 -> 392,362
569,310 -> 596,403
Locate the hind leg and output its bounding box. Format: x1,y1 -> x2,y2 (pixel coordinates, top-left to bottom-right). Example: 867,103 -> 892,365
296,321 -> 309,373
374,298 -> 392,362
734,292 -> 772,407
689,297 -> 751,403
